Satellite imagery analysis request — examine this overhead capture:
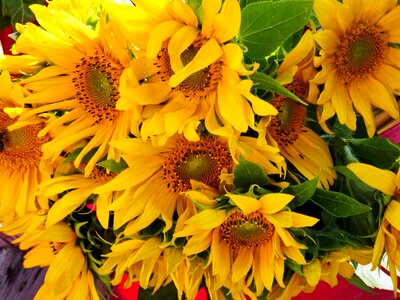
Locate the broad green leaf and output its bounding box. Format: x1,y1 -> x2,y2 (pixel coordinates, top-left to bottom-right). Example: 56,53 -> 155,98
347,137 -> 400,169
311,188 -> 371,217
2,0 -> 45,29
250,71 -> 307,105
239,0 -> 313,59
316,228 -> 361,251
284,176 -> 319,209
233,156 -> 269,190
97,158 -> 128,174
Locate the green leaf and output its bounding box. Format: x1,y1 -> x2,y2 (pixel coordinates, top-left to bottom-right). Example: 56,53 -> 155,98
2,0 -> 45,29
335,166 -> 363,182
284,176 -> 319,209
250,71 -> 307,105
311,188 -> 371,218
347,137 -> 400,169
233,156 -> 269,190
343,274 -> 379,295
239,0 -> 313,59
63,147 -> 98,164
138,282 -> 178,300
97,158 -> 128,174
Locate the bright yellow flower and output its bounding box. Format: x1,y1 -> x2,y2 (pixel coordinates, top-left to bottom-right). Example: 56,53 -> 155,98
36,166 -> 118,229
3,2 -> 139,177
174,192 -> 319,296
94,134 -> 284,234
0,213 -> 101,300
347,162 -> 400,297
258,30 -> 336,189
312,0 -> 400,137
0,70 -> 52,222
109,0 -> 278,144
268,248 -> 372,300
98,234 -> 200,298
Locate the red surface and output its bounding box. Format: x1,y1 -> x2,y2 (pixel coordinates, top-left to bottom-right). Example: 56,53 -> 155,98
380,123 -> 400,144
293,276 -> 396,300
0,26 -> 13,55
110,276 -> 397,300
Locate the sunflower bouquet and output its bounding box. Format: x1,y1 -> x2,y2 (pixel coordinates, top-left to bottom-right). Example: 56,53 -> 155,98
0,0 -> 399,299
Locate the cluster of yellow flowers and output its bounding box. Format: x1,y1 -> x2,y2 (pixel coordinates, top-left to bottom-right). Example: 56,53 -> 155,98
0,0 -> 399,299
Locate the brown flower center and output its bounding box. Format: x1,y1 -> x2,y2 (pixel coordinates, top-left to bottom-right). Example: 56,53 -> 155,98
163,136 -> 234,192
334,22 -> 387,83
0,110 -> 49,170
268,81 -> 307,148
220,211 -> 274,249
90,166 -> 116,184
72,47 -> 123,123
156,37 -> 221,98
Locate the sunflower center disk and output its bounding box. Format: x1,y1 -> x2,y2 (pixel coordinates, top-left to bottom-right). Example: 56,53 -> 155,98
220,211 -> 274,249
163,137 -> 234,192
269,84 -> 307,148
90,166 -> 116,184
0,111 -> 48,170
335,22 -> 387,83
73,48 -> 123,123
157,39 -> 221,98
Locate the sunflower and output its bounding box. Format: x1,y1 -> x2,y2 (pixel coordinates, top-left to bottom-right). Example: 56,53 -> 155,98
0,212 -> 101,300
0,70 -> 52,222
3,2 -> 140,177
258,30 -> 336,188
93,134 -> 284,234
347,162 -> 400,297
174,192 -> 319,296
109,0 -> 278,144
36,165 -> 118,229
267,248 -> 372,300
312,0 -> 400,137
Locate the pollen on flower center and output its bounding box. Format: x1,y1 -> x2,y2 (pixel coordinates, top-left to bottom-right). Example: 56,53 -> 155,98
334,22 -> 387,83
90,166 -> 116,184
156,38 -> 221,98
50,242 -> 64,254
220,211 -> 274,249
72,47 -> 123,123
268,82 -> 307,148
0,111 -> 49,170
163,136 -> 234,193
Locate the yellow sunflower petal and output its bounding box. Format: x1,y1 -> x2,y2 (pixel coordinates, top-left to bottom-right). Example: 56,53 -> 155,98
147,20 -> 184,59
202,0 -> 222,38
236,80 -> 278,116
347,163 -> 396,196
185,209 -> 227,230
212,0 -> 241,43
168,26 -> 198,73
303,259 -> 322,287
232,247 -> 253,282
348,82 -> 375,137
210,230 -> 230,283
169,38 -> 223,87
259,193 -> 294,215
313,29 -> 340,55
313,0 -> 342,33
227,194 -> 261,215
384,201 -> 400,232
172,0 -> 198,28
221,43 -> 255,76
